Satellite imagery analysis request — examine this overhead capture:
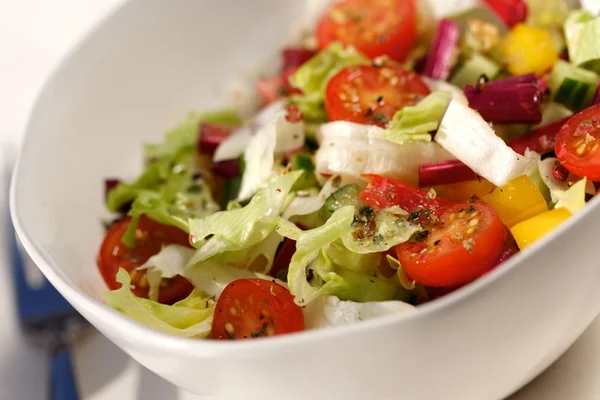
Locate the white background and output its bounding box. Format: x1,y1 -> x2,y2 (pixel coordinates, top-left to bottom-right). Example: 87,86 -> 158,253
2,1 -> 600,399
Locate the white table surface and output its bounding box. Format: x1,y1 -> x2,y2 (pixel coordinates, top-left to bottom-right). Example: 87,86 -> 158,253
2,1 -> 600,399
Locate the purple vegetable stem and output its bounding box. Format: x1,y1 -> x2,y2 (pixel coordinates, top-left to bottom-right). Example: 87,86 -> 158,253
484,73 -> 537,87
419,160 -> 477,187
213,159 -> 241,178
464,74 -> 543,124
198,123 -> 235,155
593,83 -> 600,105
423,19 -> 461,80
282,47 -> 316,72
104,178 -> 122,200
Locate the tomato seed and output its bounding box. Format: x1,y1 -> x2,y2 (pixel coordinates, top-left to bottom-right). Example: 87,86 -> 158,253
452,233 -> 463,241
463,238 -> 475,253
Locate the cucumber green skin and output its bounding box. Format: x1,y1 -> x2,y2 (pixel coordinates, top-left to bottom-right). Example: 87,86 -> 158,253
450,53 -> 501,88
550,61 -> 599,110
319,184 -> 360,221
553,78 -> 595,110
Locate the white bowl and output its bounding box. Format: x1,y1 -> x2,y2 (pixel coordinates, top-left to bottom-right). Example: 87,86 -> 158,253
10,1 -> 600,399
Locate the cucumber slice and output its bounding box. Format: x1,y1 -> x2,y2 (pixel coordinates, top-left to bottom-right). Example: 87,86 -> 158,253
319,184 -> 360,221
549,60 -> 599,110
451,53 -> 501,88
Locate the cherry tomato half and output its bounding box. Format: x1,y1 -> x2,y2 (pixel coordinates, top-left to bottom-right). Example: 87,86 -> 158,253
97,216 -> 194,304
359,174 -> 450,216
212,279 -> 304,340
315,0 -> 418,62
555,105 -> 600,181
396,201 -> 507,287
325,65 -> 430,127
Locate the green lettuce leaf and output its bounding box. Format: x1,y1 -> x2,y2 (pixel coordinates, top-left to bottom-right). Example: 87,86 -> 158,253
277,206 -> 354,305
106,109 -> 234,241
341,212 -> 420,254
103,269 -> 214,338
334,266 -> 408,303
564,10 -> 600,73
210,230 -> 283,273
327,239 -> 381,275
138,244 -> 276,301
289,42 -> 368,95
289,42 -> 369,122
144,109 -> 239,161
277,206 -> 410,305
185,171 -> 303,268
119,153 -> 220,246
384,91 -> 451,144
106,158 -> 172,212
140,164 -> 218,220
386,254 -> 416,291
289,92 -> 328,124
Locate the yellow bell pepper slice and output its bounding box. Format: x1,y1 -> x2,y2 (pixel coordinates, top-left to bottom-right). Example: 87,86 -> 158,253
503,24 -> 558,75
436,178 -> 495,202
510,208 -> 571,250
483,175 -> 548,228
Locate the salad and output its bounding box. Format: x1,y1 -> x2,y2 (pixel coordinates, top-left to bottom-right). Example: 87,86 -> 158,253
99,0 -> 599,340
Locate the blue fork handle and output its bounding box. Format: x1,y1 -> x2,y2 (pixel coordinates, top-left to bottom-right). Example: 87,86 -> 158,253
51,347 -> 79,400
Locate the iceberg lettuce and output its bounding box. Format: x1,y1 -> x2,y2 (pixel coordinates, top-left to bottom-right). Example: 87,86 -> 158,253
186,171 -> 303,267
237,112 -> 305,200
341,212 -> 419,254
289,42 -> 369,122
384,91 -> 451,144
104,269 -> 214,338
